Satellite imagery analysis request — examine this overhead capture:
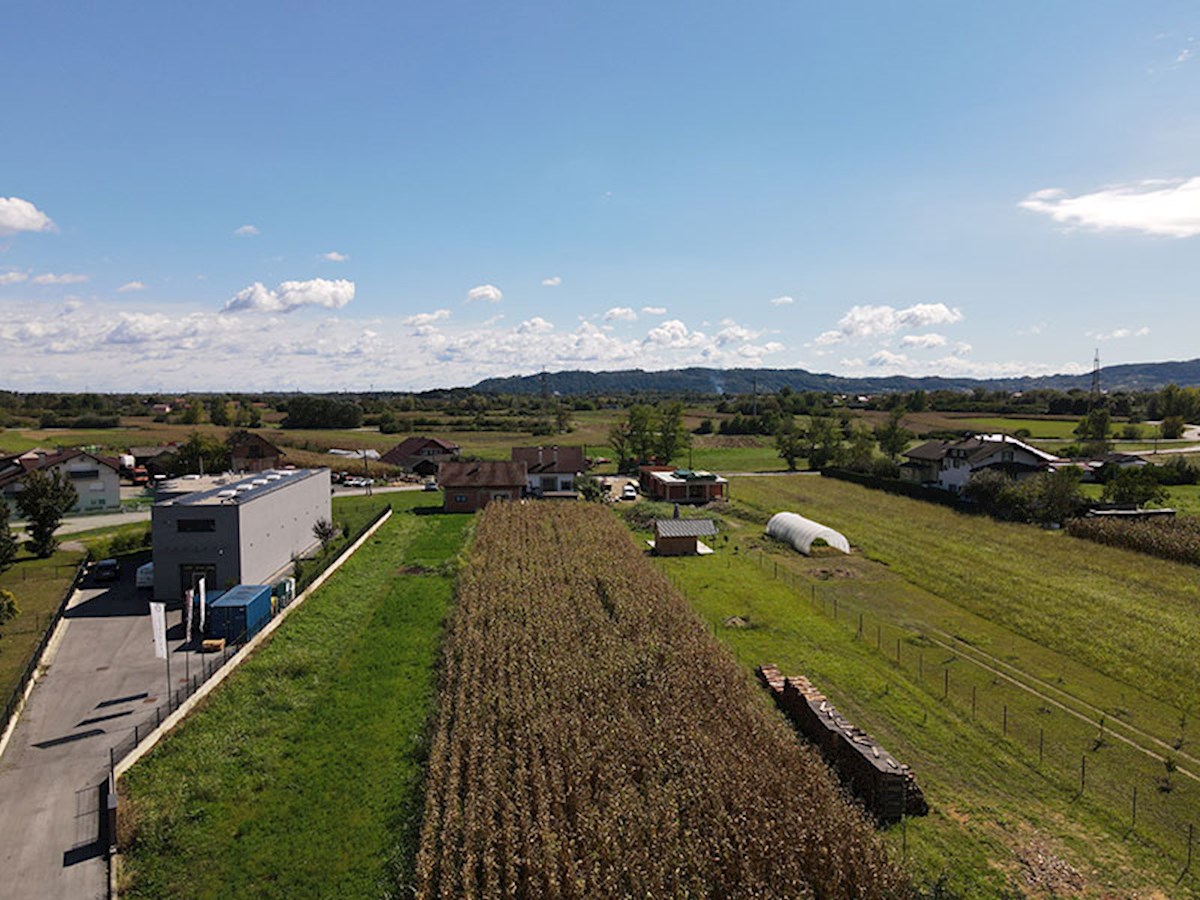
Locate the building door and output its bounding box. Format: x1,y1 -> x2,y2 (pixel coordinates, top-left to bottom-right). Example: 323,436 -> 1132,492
179,563 -> 218,600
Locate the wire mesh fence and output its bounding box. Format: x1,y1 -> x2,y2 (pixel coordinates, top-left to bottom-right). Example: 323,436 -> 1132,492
721,551 -> 1200,885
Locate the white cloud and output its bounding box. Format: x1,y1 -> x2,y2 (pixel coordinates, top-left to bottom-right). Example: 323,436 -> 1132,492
641,306 -> 666,316
770,295 -> 795,306
32,272 -> 89,285
1087,326 -> 1151,341
234,224 -> 260,237
868,350 -> 910,367
1019,178 -> 1200,238
516,316 -> 554,335
541,276 -> 562,287
222,278 -> 355,314
953,342 -> 973,356
321,251 -> 349,262
603,306 -> 638,322
0,197 -> 56,236
1177,48 -> 1193,65
467,283 -> 503,303
402,309 -> 451,327
118,281 -> 146,293
814,302 -> 963,345
0,272 -> 29,285
645,319 -> 709,349
900,333 -> 947,349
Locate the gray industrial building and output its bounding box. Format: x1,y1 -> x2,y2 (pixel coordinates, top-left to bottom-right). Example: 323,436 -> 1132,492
151,468 -> 331,601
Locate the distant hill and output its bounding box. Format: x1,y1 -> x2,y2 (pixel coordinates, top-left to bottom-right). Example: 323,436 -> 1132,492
472,360 -> 1200,396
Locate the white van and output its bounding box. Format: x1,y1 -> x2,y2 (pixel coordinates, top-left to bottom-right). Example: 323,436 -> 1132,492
136,562 -> 154,590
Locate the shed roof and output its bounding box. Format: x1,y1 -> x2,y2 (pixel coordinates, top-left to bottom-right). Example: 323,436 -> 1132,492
654,518 -> 718,538
512,445 -> 588,474
438,460 -> 527,488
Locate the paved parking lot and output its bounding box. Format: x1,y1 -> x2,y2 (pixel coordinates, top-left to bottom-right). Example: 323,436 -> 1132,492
0,553 -> 207,900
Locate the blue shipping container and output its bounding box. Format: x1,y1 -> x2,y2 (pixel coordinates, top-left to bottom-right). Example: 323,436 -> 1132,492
207,584 -> 273,643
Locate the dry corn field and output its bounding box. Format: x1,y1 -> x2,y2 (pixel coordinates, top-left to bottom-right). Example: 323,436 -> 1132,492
415,502 -> 906,899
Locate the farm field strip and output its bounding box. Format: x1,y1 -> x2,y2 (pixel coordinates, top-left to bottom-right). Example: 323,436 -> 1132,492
416,501 -> 905,899
117,494 -> 467,899
922,631 -> 1199,780
730,476 -> 1200,745
655,535 -> 1200,895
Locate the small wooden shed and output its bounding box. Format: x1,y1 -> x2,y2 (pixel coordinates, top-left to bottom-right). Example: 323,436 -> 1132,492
651,518 -> 717,556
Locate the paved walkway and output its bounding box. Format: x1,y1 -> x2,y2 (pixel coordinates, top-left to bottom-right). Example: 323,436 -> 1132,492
0,553 -> 206,900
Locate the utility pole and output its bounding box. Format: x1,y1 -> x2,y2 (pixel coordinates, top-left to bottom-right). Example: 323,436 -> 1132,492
1088,348 -> 1101,414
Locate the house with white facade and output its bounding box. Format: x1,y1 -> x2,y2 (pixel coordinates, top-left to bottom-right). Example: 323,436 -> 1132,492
900,434 -> 1061,493
511,446 -> 588,497
0,449 -> 122,512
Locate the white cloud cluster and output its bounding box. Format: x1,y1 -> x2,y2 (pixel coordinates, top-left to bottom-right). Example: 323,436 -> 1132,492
641,306 -> 666,315
814,303 -> 963,345
403,309 -> 451,327
33,272 -> 89,285
467,283 -> 503,303
603,306 -> 637,322
541,276 -> 562,287
118,281 -> 146,293
900,333 -> 946,349
234,224 -> 260,237
0,272 -> 29,285
0,197 -> 56,236
517,316 -> 554,335
1088,326 -> 1151,341
223,278 -> 355,314
770,295 -> 794,306
1019,178 -> 1200,238
322,251 -> 349,262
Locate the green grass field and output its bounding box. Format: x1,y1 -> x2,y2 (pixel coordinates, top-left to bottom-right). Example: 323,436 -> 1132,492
952,416 -> 1083,440
117,493 -> 470,899
648,476 -> 1200,895
0,550 -> 85,712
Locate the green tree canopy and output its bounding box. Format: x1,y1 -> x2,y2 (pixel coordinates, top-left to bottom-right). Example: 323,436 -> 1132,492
0,501 -> 17,574
15,469 -> 78,558
1101,467 -> 1169,508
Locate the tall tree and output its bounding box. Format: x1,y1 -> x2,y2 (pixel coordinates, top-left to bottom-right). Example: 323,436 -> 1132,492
208,395 -> 231,426
1101,468 -> 1169,508
0,589 -> 18,639
15,469 -> 78,558
170,431 -> 231,476
655,402 -> 690,464
804,415 -> 843,469
0,501 -> 17,574
874,408 -> 913,462
626,405 -> 657,463
775,417 -> 804,471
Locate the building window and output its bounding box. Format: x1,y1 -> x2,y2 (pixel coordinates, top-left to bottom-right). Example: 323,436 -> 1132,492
68,469 -> 100,480
178,518 -> 217,533
454,494 -> 467,504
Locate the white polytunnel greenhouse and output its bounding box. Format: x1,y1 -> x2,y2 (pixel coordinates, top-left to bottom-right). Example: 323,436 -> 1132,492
765,512 -> 850,556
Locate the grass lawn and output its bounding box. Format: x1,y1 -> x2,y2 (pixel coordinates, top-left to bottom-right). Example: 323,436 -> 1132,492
0,549 -> 85,712
652,476 -> 1200,895
118,493 -> 470,899
952,416 -> 1082,440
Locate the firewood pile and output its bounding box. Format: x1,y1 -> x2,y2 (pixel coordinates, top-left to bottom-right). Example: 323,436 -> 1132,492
757,664 -> 928,823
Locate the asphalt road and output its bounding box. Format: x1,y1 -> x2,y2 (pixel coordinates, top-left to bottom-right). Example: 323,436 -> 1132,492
0,552 -> 207,900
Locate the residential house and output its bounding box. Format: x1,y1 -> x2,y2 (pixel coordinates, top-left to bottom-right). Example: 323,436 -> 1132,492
0,448 -> 122,512
228,430 -> 285,472
438,461 -> 527,512
900,434 -> 1061,493
512,445 -> 587,497
639,467 -> 728,504
381,436 -> 461,476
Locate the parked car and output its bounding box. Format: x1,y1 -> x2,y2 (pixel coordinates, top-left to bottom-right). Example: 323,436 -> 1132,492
136,561 -> 154,590
94,559 -> 121,583
621,484 -> 638,501
423,481 -> 439,491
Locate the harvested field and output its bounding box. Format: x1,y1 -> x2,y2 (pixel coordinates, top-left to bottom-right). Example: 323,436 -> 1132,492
416,501 -> 906,899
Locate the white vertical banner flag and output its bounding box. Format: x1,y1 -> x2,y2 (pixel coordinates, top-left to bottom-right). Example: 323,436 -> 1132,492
184,589 -> 194,643
198,577 -> 207,633
149,601 -> 167,660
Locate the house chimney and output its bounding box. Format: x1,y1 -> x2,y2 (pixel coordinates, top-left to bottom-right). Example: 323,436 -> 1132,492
553,445 -> 558,466
537,447 -> 543,466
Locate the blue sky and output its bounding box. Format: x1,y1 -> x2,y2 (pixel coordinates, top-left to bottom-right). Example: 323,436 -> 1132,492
2,2 -> 1198,390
